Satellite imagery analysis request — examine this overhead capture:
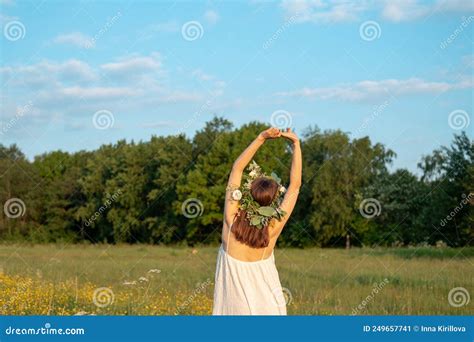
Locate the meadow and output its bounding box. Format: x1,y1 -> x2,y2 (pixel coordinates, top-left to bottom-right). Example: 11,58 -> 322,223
0,244 -> 472,315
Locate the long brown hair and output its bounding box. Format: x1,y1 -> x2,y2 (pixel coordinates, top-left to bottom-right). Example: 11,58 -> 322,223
232,177 -> 279,248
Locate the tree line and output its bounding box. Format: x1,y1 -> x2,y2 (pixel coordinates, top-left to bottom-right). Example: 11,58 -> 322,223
0,118 -> 472,247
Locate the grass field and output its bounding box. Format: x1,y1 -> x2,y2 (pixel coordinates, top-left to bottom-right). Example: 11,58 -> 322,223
0,244 -> 472,315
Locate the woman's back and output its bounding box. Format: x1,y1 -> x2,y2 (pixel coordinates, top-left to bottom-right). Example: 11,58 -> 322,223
213,223 -> 286,315
222,222 -> 277,262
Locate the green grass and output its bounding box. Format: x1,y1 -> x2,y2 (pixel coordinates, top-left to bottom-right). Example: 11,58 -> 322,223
363,247 -> 474,259
0,244 -> 472,315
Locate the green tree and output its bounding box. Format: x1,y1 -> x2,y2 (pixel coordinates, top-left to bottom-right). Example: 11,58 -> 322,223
300,128 -> 394,247
31,150 -> 89,242
418,132 -> 473,246
362,169 -> 428,246
0,144 -> 35,238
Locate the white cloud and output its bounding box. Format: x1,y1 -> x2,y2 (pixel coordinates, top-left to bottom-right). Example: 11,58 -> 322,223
192,69 -> 215,81
60,86 -> 139,100
281,0 -> 370,23
1,59 -> 96,88
101,54 -> 162,75
382,0 -> 430,22
57,60 -> 97,82
204,10 -> 220,24
276,77 -> 472,101
1,53 -> 206,134
53,32 -> 95,49
281,0 -> 474,24
436,0 -> 474,12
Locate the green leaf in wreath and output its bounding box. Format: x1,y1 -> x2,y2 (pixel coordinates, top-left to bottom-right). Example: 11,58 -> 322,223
250,216 -> 261,226
257,206 -> 277,217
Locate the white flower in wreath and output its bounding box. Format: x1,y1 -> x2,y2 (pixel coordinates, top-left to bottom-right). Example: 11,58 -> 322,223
231,189 -> 242,201
279,186 -> 286,193
249,170 -> 258,178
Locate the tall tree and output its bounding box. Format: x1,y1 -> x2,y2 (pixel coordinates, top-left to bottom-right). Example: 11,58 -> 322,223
418,132 -> 473,246
301,128 -> 394,246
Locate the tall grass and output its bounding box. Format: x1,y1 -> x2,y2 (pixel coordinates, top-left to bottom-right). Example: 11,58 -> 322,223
0,244 -> 472,315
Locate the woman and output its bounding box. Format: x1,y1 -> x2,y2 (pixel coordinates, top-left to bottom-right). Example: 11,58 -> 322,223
213,127 -> 302,315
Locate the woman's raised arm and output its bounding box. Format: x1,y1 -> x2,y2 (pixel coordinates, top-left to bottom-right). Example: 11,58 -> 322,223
277,129 -> 302,226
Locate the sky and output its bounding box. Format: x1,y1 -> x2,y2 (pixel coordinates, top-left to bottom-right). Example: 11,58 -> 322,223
1,0 -> 473,173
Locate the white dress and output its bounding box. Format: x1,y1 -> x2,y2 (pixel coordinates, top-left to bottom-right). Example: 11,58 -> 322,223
212,244 -> 287,315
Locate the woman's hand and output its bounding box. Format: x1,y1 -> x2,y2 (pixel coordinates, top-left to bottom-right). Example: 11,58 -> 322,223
258,127 -> 281,141
281,128 -> 299,144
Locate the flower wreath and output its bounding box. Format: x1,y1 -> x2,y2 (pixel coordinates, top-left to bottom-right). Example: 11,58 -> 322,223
228,161 -> 287,229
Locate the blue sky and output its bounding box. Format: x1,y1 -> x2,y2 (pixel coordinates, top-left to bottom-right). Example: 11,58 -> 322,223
1,0 -> 472,172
